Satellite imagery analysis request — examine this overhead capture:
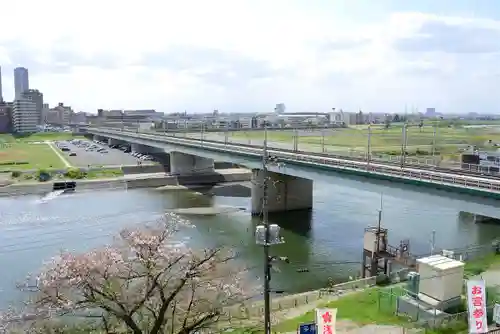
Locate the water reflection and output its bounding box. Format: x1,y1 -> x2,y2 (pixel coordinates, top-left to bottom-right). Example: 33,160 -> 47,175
167,190 -> 215,209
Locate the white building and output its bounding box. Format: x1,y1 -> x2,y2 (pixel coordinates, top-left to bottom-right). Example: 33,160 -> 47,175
275,103 -> 286,114
12,98 -> 38,133
239,117 -> 253,128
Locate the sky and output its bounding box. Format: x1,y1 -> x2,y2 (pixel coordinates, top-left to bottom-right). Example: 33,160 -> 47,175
0,0 -> 500,115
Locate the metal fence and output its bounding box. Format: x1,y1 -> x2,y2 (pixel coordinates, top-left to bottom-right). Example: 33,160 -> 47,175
220,276 -> 377,323
377,283 -> 500,333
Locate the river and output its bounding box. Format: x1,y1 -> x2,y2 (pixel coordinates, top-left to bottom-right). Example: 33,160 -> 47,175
1,173 -> 500,308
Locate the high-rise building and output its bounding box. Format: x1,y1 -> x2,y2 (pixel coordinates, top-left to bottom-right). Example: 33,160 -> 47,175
0,66 -> 3,102
14,67 -> 29,98
0,102 -> 11,133
12,98 -> 37,133
20,89 -> 43,124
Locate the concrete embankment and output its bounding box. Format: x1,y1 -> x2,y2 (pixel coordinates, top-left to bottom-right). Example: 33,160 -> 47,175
0,168 -> 252,197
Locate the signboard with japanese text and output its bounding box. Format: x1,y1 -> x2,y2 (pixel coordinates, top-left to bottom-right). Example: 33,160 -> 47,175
315,308 -> 337,334
298,322 -> 316,334
467,280 -> 488,333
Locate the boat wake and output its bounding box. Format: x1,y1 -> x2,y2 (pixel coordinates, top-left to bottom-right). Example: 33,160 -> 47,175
36,190 -> 65,203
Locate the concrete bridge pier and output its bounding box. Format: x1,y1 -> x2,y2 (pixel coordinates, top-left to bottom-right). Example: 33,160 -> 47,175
170,151 -> 215,176
131,143 -> 164,154
108,138 -> 124,146
251,169 -> 313,215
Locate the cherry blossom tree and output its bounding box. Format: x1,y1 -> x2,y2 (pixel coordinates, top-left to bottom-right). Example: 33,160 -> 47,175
3,214 -> 256,334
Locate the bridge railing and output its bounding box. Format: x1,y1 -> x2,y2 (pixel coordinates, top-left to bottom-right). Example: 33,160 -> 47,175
292,153 -> 500,191
89,128 -> 500,192
106,127 -> 500,175
93,128 -> 493,168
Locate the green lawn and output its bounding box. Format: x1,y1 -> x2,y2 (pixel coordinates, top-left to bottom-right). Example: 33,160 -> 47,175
464,253 -> 500,277
227,125 -> 500,156
268,254 -> 500,334
271,287 -> 406,333
85,168 -> 124,179
0,132 -> 82,143
0,142 -> 66,170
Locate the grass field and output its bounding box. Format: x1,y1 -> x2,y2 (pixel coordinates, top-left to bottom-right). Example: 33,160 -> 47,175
0,132 -> 81,143
268,286 -> 468,334
0,142 -> 67,170
272,287 -> 404,332
227,125 -> 500,156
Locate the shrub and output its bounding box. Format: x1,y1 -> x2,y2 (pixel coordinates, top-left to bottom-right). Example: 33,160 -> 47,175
64,168 -> 85,179
11,171 -> 21,178
35,169 -> 51,182
375,273 -> 391,286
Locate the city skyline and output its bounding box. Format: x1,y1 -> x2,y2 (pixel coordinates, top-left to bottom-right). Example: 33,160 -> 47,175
0,1 -> 500,114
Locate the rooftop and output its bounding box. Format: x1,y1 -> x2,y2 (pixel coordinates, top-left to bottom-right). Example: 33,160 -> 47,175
416,254 -> 464,271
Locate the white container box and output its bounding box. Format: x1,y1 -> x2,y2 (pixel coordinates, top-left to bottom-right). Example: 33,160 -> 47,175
417,254 -> 465,302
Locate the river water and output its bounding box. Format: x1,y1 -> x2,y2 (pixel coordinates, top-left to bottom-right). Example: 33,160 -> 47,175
1,173 -> 500,307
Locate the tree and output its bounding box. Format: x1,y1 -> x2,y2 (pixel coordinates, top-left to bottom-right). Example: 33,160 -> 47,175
418,119 -> 424,132
4,215 -> 255,333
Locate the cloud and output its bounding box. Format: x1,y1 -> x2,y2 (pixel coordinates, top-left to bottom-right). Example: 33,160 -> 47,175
139,46 -> 284,88
394,18 -> 500,53
0,2 -> 499,114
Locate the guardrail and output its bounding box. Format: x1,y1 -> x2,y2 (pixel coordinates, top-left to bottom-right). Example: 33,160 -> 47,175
291,154 -> 500,192
88,128 -> 500,193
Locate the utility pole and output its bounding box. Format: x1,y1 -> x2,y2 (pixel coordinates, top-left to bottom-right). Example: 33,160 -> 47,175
262,125 -> 271,334
200,122 -> 204,144
254,124 -> 284,334
431,122 -> 437,158
430,230 -> 436,255
321,129 -> 325,153
367,125 -> 372,166
293,128 -> 299,152
400,123 -> 407,168
224,123 -> 229,145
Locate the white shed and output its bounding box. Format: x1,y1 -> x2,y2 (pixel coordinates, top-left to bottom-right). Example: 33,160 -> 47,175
416,255 -> 465,302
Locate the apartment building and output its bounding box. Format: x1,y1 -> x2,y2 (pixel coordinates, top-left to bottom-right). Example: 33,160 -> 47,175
12,99 -> 38,133
45,103 -> 73,125
20,89 -> 43,124
0,102 -> 11,133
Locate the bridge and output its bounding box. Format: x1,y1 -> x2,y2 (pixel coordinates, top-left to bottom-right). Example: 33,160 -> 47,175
87,127 -> 500,215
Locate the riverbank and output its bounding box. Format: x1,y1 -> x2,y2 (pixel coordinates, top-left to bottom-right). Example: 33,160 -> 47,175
224,253 -> 500,334
0,168 -> 252,197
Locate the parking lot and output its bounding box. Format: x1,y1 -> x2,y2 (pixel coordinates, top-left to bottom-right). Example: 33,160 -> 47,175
55,139 -> 154,168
